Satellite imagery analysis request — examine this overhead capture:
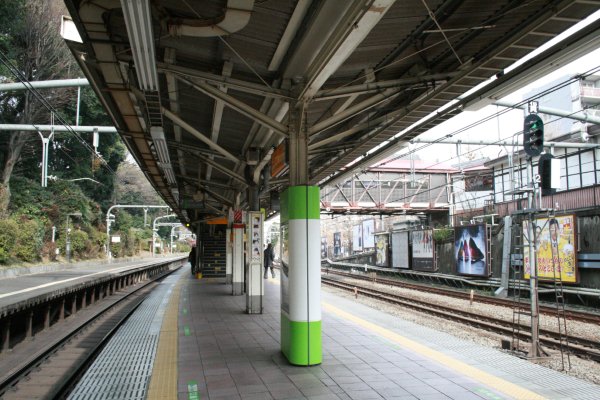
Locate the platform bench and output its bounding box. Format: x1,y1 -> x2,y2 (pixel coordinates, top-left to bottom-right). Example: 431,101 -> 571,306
578,253 -> 600,269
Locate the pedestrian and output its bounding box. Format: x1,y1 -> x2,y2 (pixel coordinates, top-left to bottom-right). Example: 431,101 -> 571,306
264,242 -> 275,279
189,243 -> 197,275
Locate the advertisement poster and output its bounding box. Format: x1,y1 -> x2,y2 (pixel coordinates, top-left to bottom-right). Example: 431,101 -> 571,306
391,231 -> 409,269
454,224 -> 488,276
362,219 -> 375,248
353,224 -> 363,252
523,215 -> 577,283
333,232 -> 341,257
248,212 -> 263,262
321,237 -> 328,259
375,233 -> 388,267
411,229 -> 435,271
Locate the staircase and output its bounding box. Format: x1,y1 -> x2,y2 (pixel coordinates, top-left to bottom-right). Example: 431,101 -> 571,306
200,225 -> 226,278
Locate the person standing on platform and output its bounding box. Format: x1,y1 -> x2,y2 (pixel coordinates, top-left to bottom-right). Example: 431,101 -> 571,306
189,243 -> 197,275
264,242 -> 275,279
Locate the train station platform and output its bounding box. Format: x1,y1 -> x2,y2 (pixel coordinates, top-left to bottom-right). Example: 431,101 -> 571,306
68,268 -> 600,400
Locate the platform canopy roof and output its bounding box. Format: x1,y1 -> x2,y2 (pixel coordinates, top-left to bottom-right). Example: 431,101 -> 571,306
63,0 -> 600,225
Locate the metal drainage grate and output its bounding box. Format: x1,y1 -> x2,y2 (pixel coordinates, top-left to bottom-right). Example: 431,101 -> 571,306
68,272 -> 182,400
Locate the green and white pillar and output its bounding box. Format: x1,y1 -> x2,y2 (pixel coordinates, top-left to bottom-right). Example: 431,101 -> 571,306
279,99 -> 321,365
280,186 -> 321,365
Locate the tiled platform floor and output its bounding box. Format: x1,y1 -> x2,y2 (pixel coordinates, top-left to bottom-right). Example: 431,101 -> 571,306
175,273 -> 600,400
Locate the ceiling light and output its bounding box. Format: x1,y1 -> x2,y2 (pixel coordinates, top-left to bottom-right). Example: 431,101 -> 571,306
121,0 -> 159,91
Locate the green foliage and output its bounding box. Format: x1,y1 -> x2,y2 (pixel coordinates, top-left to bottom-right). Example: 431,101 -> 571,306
70,230 -> 89,258
0,219 -> 18,263
0,2 -> 159,265
9,176 -> 98,231
11,216 -> 44,262
433,227 -> 454,243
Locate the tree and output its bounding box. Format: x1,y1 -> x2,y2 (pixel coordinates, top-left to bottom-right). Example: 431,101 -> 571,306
0,0 -> 77,216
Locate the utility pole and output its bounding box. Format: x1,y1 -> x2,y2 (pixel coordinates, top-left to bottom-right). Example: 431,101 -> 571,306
152,215 -> 177,257
523,109 -> 544,359
526,157 -> 542,358
105,204 -> 171,261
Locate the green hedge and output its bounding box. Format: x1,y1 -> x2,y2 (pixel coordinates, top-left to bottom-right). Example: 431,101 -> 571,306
0,219 -> 18,263
0,217 -> 44,263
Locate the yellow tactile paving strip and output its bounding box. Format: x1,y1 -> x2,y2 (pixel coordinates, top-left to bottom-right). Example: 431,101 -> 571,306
147,282 -> 182,400
323,302 -> 545,400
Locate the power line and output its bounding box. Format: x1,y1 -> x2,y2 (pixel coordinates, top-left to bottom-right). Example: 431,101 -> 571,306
374,64 -> 600,169
0,49 -> 117,176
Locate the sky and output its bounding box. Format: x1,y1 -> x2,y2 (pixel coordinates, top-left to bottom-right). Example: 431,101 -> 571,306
408,10 -> 600,165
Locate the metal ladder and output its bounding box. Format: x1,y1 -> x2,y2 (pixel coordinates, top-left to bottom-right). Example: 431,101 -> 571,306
549,227 -> 571,370
510,220 -> 529,355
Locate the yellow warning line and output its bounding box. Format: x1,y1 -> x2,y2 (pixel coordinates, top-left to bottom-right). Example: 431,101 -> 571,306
147,280 -> 182,400
323,302 -> 545,400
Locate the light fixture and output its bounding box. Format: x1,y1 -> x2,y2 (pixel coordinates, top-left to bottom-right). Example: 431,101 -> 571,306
121,0 -> 159,91
150,127 -> 170,162
162,165 -> 177,185
150,126 -> 176,185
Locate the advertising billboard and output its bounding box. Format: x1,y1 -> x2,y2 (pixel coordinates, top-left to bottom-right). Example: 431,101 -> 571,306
523,215 -> 577,283
375,233 -> 388,267
333,232 -> 341,257
391,231 -> 409,269
454,224 -> 489,276
321,237 -> 328,259
362,219 -> 375,248
411,229 -> 435,271
352,224 -> 363,251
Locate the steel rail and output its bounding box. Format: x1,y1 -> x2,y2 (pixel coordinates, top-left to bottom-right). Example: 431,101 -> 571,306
0,266 -> 180,398
322,276 -> 600,362
322,268 -> 600,325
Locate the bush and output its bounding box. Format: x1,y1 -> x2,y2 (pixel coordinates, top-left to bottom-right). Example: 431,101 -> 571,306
12,217 -> 44,262
0,219 -> 18,264
70,229 -> 89,259
433,227 -> 453,243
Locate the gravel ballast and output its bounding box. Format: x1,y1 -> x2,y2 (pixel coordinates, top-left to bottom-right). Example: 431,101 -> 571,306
323,277 -> 600,386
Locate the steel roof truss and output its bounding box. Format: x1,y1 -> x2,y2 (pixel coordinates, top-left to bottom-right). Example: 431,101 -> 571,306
177,76 -> 288,138
157,62 -> 290,100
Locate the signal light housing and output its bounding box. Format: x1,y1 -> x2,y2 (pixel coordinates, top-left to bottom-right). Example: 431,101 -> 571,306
523,114 -> 544,157
538,153 -> 560,195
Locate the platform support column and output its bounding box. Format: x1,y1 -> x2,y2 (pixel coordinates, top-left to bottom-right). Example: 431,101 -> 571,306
232,224 -> 244,295
246,211 -> 263,314
44,304 -> 51,329
280,186 -> 321,366
225,228 -> 233,284
2,319 -> 10,351
59,298 -> 65,321
280,101 -> 321,365
26,311 -> 33,339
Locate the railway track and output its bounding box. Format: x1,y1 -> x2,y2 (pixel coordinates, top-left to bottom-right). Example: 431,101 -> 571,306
322,268 -> 600,325
322,275 -> 600,362
0,268 -> 178,399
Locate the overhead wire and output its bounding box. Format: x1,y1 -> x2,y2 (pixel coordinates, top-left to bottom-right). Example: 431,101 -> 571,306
322,103 -> 599,212
0,49 -> 117,176
373,64 -> 600,170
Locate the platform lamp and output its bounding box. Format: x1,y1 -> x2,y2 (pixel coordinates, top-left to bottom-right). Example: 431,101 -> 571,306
66,212 -> 82,262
